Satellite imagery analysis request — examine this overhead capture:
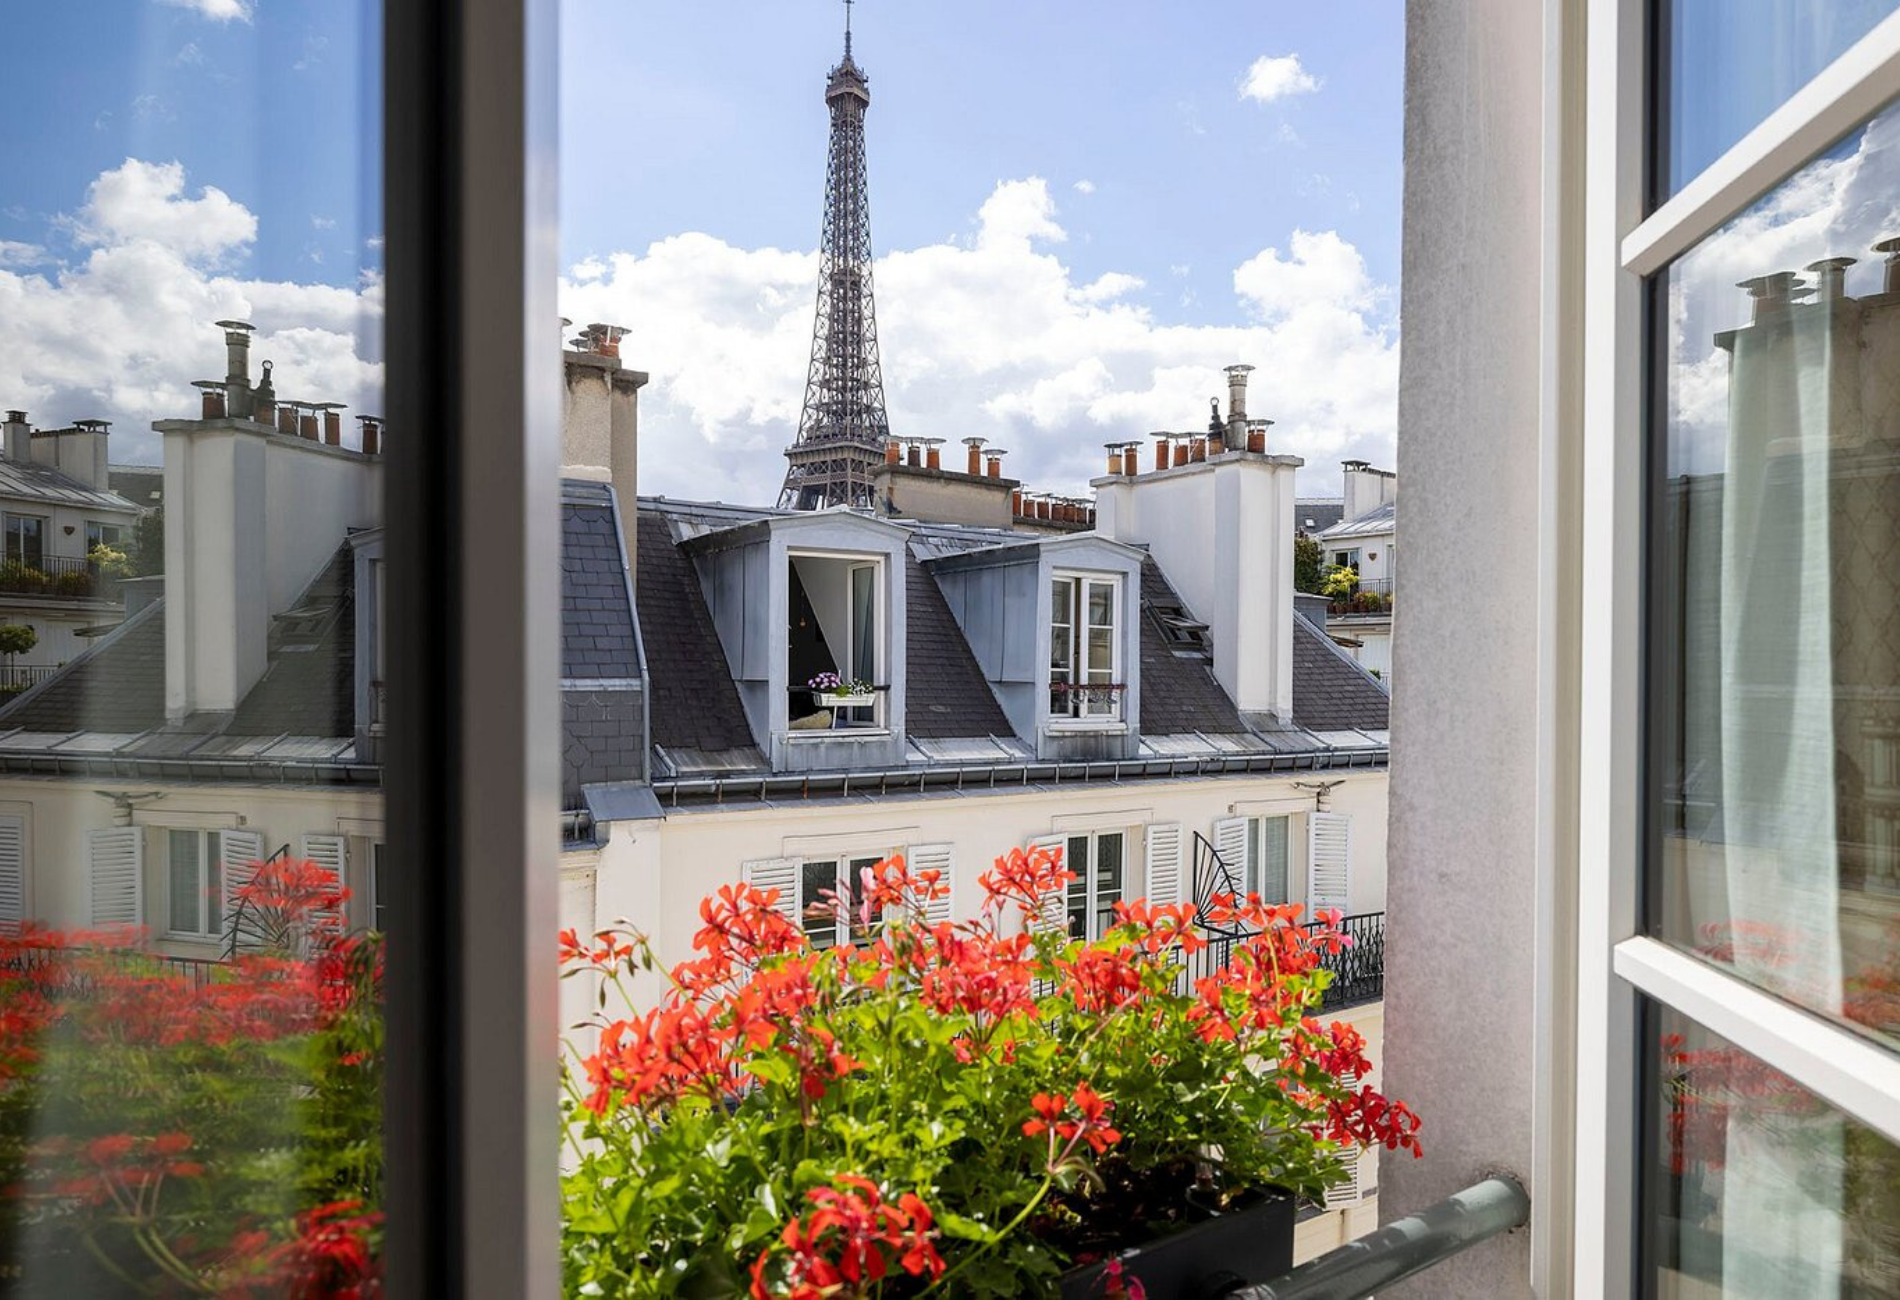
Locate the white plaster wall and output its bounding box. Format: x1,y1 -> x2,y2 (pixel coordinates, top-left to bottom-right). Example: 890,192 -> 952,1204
1096,455 -> 1300,718
260,434 -> 380,616
1382,0 -> 1543,1293
0,774 -> 384,958
569,770 -> 1387,977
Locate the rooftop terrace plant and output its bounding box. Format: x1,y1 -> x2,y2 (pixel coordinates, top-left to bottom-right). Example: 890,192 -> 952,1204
560,845 -> 1421,1298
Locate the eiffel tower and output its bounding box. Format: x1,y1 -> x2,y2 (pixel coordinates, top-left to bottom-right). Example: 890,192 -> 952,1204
779,0 -> 894,510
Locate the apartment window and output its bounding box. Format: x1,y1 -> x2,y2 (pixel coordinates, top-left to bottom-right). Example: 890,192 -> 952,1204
84,521 -> 123,553
1583,4 -> 1900,1289
1246,816 -> 1291,904
789,554 -> 885,728
1331,549 -> 1360,572
800,854 -> 885,948
1050,574 -> 1121,720
1064,830 -> 1126,939
165,829 -> 223,941
4,515 -> 44,569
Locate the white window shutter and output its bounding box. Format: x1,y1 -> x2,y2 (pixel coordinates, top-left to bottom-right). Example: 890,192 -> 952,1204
0,815 -> 25,929
742,857 -> 801,925
1143,822 -> 1183,907
1324,1146 -> 1368,1208
220,828 -> 267,920
1324,1068 -> 1367,1208
1212,816 -> 1249,897
1028,834 -> 1069,934
301,834 -> 349,930
906,842 -> 954,925
1308,811 -> 1352,914
87,827 -> 143,928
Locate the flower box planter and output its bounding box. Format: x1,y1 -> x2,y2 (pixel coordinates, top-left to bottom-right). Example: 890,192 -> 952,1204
1058,1192 -> 1295,1300
817,691 -> 876,709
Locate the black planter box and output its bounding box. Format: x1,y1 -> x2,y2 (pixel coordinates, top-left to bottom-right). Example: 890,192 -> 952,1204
1057,1192 -> 1295,1300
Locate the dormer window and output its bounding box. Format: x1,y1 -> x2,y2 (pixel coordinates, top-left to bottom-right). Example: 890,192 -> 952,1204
1049,573 -> 1121,721
788,551 -> 886,731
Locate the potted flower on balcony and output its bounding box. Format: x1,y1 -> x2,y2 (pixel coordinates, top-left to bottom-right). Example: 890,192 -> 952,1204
807,671 -> 876,709
560,846 -> 1421,1298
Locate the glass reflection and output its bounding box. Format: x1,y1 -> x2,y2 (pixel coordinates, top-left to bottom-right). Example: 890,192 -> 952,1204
1656,0 -> 1899,202
1646,1004 -> 1900,1296
0,1 -> 384,1291
1652,95 -> 1900,1050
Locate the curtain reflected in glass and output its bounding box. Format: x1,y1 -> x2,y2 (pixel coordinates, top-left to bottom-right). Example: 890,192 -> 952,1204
1653,97 -> 1900,1055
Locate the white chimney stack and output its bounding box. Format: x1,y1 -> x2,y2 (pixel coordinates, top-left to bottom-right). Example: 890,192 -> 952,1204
1094,447 -> 1302,721
561,335 -> 646,566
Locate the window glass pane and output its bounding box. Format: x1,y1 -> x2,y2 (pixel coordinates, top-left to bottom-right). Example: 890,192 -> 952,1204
1097,832 -> 1124,909
802,859 -> 839,947
168,829 -> 199,935
1067,835 -> 1090,937
2,3 -> 386,1289
1650,93 -> 1900,1049
1644,1000 -> 1900,1294
1654,0 -> 1899,202
1259,816 -> 1290,905
850,563 -> 875,684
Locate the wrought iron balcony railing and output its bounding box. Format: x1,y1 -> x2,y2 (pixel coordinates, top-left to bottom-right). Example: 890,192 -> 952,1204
0,664 -> 57,697
0,553 -> 122,601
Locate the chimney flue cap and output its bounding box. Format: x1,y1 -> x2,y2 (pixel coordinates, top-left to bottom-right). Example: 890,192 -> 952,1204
3,411 -> 25,424
961,436 -> 987,447
214,319 -> 256,333
1224,363 -> 1256,376
74,419 -> 110,432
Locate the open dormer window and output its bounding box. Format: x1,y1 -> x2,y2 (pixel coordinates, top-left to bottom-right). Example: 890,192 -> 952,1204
788,552 -> 885,731
1049,573 -> 1121,721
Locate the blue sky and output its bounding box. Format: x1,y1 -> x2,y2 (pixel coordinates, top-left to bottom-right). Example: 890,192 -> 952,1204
0,0 -> 1404,499
561,0 -> 1403,330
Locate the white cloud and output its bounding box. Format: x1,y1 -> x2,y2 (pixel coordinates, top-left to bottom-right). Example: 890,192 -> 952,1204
1072,179 -> 1096,195
157,0 -> 253,21
175,42 -> 204,66
75,159 -> 257,265
1240,54 -> 1321,104
0,160 -> 382,466
311,215 -> 337,230
0,242 -> 44,269
560,178 -> 1397,505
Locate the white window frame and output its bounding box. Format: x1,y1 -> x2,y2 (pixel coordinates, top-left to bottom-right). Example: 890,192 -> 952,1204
163,827 -> 224,942
3,513 -> 45,567
786,548 -> 888,731
84,520 -> 124,553
797,851 -> 888,948
1048,570 -> 1123,725
1063,828 -> 1128,939
1573,7 -> 1900,1293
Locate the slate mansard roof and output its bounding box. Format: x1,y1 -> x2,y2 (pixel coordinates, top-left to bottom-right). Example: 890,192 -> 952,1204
632,496 -> 1388,791
0,483 -> 1387,801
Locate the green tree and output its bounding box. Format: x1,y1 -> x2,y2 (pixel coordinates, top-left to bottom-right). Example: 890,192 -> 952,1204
1294,533 -> 1325,594
0,623 -> 37,665
131,507 -> 164,577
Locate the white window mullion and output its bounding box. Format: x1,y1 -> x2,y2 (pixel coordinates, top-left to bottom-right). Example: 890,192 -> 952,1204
1614,938 -> 1900,1148
1621,10 -> 1900,277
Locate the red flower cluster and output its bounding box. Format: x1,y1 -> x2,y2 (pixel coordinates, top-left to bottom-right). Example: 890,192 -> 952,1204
748,1176 -> 945,1300
1024,1081 -> 1124,1160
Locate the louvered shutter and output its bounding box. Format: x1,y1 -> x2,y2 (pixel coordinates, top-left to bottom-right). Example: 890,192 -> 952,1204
906,843 -> 954,926
301,834 -> 349,931
742,857 -> 801,925
1324,1066 -> 1369,1208
1307,812 -> 1352,914
1212,816 -> 1249,898
1324,1146 -> 1368,1208
1143,822 -> 1183,907
87,827 -> 143,928
0,816 -> 25,930
220,829 -> 267,918
1028,835 -> 1069,935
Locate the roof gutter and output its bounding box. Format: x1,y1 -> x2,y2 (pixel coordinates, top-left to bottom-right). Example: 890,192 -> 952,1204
650,744 -> 1388,810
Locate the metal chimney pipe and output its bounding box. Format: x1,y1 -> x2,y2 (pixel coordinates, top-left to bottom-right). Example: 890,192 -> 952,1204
1224,363 -> 1254,447
1806,256 -> 1855,302
1877,236 -> 1900,294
